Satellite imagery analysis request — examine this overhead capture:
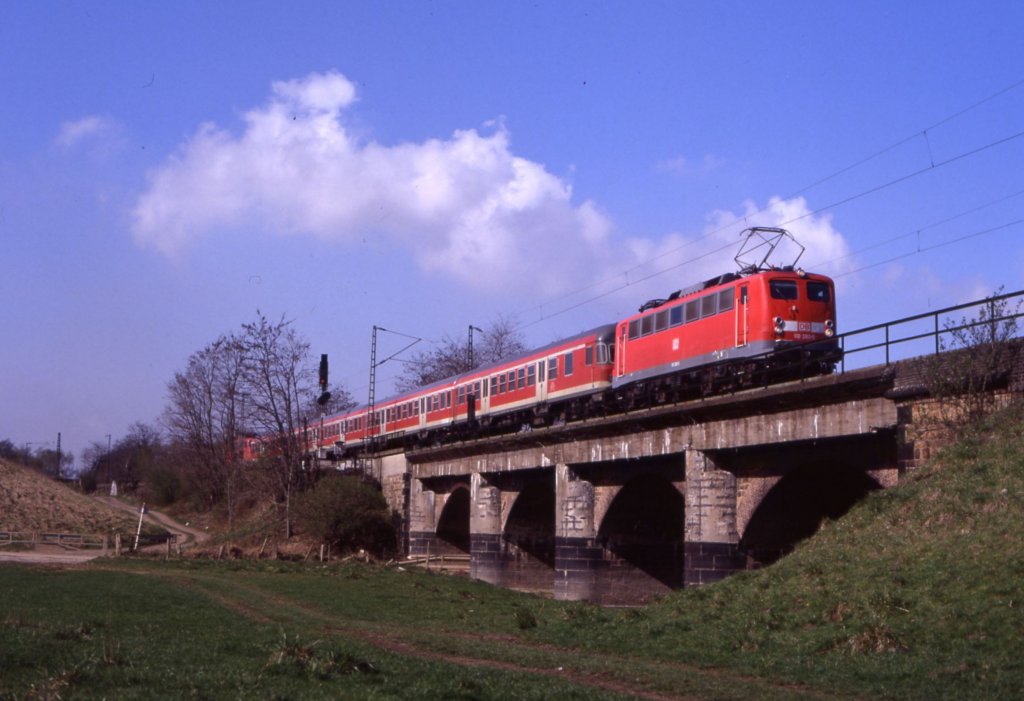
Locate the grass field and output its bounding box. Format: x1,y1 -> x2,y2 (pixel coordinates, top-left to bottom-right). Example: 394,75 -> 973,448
2,407 -> 1024,700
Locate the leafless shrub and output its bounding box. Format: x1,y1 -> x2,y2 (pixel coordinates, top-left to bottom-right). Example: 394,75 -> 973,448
920,288 -> 1023,435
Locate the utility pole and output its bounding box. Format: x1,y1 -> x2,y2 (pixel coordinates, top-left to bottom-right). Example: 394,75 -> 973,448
55,432 -> 62,479
365,326 -> 421,479
468,325 -> 483,368
105,434 -> 112,486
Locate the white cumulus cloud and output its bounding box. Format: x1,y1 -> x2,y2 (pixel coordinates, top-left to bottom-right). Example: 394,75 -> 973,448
613,196 -> 854,297
55,115 -> 116,148
131,71 -> 612,295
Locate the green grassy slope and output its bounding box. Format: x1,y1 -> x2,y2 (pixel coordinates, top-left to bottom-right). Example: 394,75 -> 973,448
538,405 -> 1024,699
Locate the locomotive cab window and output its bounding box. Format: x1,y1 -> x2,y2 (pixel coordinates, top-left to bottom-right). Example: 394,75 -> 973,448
641,315 -> 654,336
718,289 -> 734,312
770,280 -> 799,300
807,282 -> 831,303
628,319 -> 641,340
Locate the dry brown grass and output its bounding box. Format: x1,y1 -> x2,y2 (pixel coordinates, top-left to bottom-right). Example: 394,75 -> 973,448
0,459 -> 139,534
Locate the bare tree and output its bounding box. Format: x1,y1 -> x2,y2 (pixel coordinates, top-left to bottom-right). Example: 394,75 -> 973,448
164,334 -> 247,523
240,312 -> 317,537
301,382 -> 357,420
162,312 -> 357,533
477,313 -> 528,365
394,314 -> 527,392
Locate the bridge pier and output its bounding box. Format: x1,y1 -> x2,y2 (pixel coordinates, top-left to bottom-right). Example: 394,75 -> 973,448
406,477 -> 436,558
469,472 -> 504,585
684,450 -> 746,585
554,463 -> 603,601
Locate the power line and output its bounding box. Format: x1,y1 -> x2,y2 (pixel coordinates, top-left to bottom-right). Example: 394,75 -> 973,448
776,127 -> 1024,230
833,217 -> 1024,279
511,76 -> 1024,328
807,187 -> 1024,271
514,127 -> 1024,333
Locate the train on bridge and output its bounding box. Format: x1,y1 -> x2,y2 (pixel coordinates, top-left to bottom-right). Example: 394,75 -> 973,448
244,228 -> 840,461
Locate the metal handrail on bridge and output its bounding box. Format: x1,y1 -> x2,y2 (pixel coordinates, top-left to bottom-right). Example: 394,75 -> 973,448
836,288 -> 1024,373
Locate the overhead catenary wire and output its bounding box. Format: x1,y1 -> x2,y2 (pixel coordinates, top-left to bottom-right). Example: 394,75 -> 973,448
514,121 -> 1024,332
832,217 -> 1024,280
510,77 -> 1024,330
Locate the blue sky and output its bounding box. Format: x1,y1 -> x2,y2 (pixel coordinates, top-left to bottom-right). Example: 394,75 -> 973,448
3,1 -> 1024,465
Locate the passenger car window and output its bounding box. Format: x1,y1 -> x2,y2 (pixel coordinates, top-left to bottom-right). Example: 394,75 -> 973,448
564,352 -> 574,376
770,280 -> 799,300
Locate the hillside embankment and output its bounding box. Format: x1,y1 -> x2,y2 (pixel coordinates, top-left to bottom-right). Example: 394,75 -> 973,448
0,458 -> 139,534
0,459 -> 203,563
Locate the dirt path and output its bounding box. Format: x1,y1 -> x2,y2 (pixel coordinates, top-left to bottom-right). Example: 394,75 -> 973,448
0,500 -> 209,566
140,567 -> 853,701
91,496 -> 210,547
0,547 -> 104,565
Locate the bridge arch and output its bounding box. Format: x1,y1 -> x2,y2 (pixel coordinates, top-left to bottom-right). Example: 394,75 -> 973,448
502,481 -> 556,592
435,485 -> 470,553
741,460 -> 881,564
597,472 -> 685,590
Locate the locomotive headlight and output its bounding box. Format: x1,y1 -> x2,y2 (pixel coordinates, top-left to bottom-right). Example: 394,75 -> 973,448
824,319 -> 835,337
773,316 -> 785,336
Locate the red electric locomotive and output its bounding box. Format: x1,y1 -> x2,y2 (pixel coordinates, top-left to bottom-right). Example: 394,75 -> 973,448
613,268 -> 837,390
613,227 -> 838,397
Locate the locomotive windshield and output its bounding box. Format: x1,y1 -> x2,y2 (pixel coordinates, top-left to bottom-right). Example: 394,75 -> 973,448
769,280 -> 799,300
807,281 -> 831,303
